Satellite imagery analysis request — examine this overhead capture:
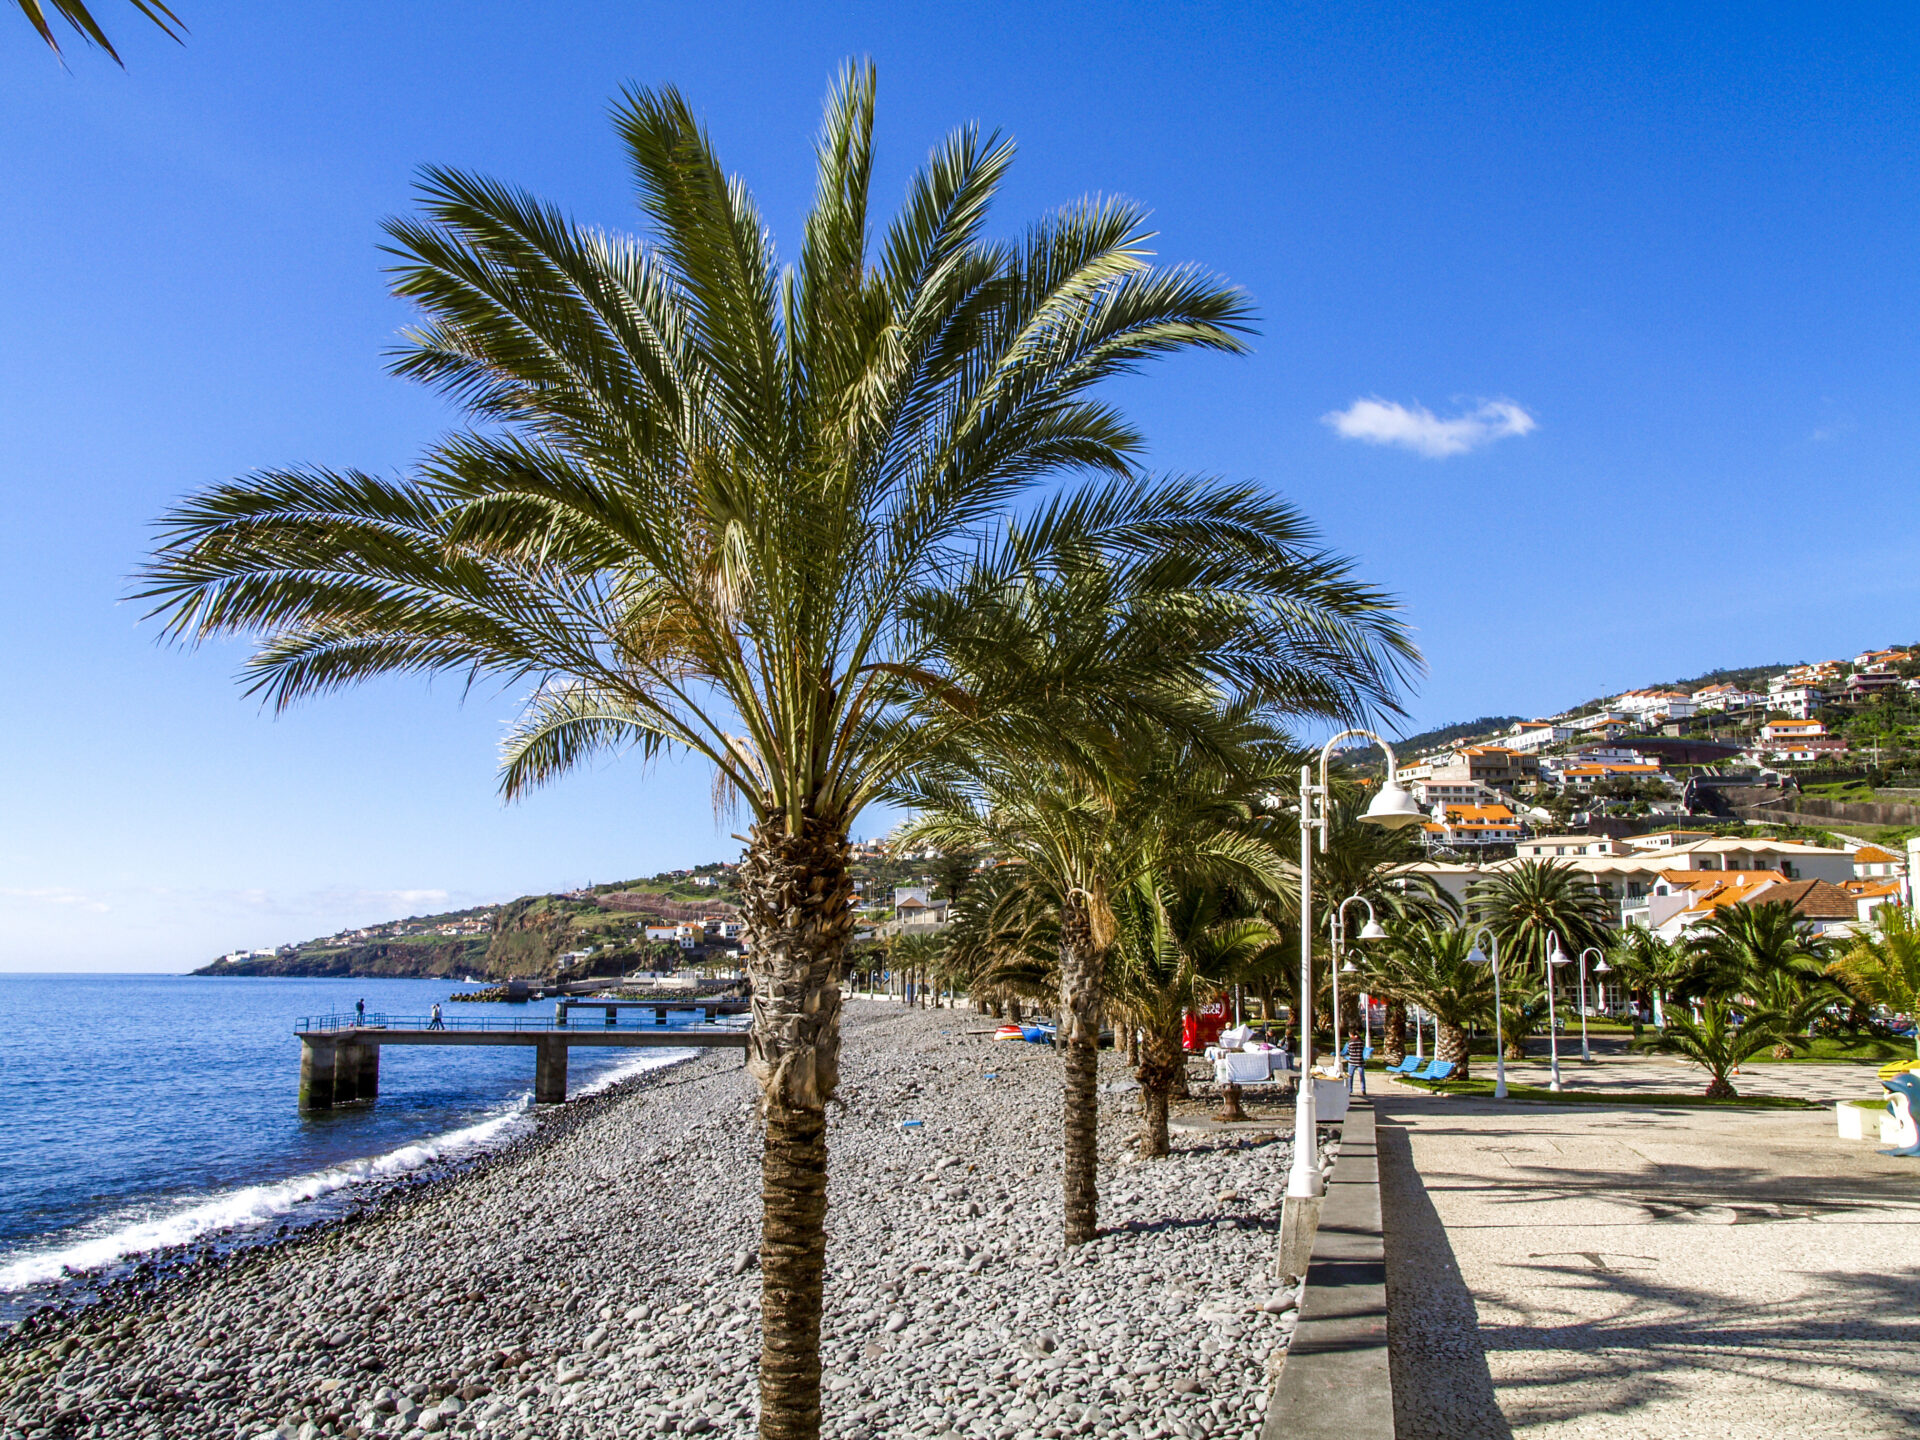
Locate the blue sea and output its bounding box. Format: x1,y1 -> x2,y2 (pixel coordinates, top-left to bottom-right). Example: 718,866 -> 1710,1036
0,974 -> 706,1323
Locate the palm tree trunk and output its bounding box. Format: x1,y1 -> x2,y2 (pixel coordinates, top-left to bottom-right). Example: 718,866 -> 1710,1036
1382,1000 -> 1407,1067
739,814 -> 857,1440
1136,1025 -> 1181,1158
1058,901 -> 1103,1246
1437,1020 -> 1470,1081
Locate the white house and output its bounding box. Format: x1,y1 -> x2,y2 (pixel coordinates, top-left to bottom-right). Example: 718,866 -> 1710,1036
1505,720 -> 1576,753
1691,683 -> 1766,711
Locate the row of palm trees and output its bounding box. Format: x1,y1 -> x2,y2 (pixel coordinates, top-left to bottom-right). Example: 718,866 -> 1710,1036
135,70 -> 1416,1440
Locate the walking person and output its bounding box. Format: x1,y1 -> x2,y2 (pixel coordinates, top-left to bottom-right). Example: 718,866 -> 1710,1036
1345,1031 -> 1366,1095
428,1002 -> 445,1031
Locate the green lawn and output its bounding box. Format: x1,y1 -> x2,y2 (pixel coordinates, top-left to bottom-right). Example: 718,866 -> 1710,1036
1390,1076 -> 1822,1109
1714,1036 -> 1913,1063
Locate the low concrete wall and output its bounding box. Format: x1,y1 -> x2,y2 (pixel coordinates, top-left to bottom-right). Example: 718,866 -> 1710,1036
1260,1101 -> 1393,1440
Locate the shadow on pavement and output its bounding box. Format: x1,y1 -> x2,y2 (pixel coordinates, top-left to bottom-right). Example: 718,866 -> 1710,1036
1376,1112 -> 1515,1440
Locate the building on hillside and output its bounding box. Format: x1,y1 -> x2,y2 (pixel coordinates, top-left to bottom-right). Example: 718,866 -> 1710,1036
1852,845 -> 1905,880
885,892 -> 951,935
1626,872 -> 1864,939
1420,803 -> 1523,852
1765,736 -> 1851,762
1557,761 -> 1670,791
1514,834 -> 1627,859
1505,720 -> 1576,753
1841,878 -> 1904,925
1412,778 -> 1508,808
1422,745 -> 1540,791
1853,648 -> 1913,672
1691,683 -> 1767,712
1392,835 -> 1855,925
1622,831 -> 1719,851
1839,671 -> 1904,702
1761,718 -> 1825,743
1766,676 -> 1827,719
1613,689 -> 1700,721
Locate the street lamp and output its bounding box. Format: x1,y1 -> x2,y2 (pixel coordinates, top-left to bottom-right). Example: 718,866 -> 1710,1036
1329,894 -> 1387,1068
1544,934 -> 1574,1091
1576,946 -> 1608,1063
1287,730 -> 1424,1201
1465,929 -> 1507,1099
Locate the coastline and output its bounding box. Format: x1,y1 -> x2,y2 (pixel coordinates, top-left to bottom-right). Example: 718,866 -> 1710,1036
0,1002 -> 1302,1440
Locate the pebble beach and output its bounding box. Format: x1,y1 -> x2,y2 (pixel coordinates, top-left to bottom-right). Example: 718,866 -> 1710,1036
0,1001 -> 1309,1440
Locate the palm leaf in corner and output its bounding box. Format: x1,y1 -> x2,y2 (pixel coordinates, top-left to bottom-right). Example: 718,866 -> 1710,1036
16,0 -> 184,63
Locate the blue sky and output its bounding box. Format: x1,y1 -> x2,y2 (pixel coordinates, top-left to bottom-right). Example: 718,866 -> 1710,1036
4,2 -> 1918,968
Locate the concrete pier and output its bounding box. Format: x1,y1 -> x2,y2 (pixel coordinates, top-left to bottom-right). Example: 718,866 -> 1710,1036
297,1037 -> 380,1109
296,1025 -> 748,1111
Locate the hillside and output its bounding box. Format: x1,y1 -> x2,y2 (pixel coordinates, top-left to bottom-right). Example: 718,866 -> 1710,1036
192,864 -> 745,980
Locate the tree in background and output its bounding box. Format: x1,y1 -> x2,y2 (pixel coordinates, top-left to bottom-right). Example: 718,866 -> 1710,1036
1108,877 -> 1275,1155
137,66 -> 1270,1440
1469,859 -> 1613,975
1833,906 -> 1920,1059
1608,926 -> 1697,1031
1362,923 -> 1496,1080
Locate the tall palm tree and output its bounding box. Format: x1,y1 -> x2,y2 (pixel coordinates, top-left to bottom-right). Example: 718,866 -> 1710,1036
135,67 -> 1269,1440
1469,859 -> 1613,989
15,0 -> 181,61
1833,906 -> 1920,1059
897,520 -> 1410,1243
1361,922 -> 1496,1080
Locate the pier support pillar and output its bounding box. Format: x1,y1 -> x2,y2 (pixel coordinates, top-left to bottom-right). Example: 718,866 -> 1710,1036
299,1037 -> 339,1110
345,1040 -> 380,1104
535,1036 -> 568,1104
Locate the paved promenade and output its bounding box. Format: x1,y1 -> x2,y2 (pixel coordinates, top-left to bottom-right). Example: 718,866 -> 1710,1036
1374,1058 -> 1920,1439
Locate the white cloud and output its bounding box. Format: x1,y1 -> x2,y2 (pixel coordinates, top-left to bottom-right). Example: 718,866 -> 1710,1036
1323,396 -> 1537,458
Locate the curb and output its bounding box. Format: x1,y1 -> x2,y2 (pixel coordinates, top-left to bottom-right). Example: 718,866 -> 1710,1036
1258,1100 -> 1393,1440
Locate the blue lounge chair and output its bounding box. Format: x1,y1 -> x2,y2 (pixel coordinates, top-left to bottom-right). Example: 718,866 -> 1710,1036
1424,1059 -> 1455,1083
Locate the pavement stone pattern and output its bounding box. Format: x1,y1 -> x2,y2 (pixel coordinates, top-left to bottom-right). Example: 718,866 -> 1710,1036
1376,1058 -> 1920,1440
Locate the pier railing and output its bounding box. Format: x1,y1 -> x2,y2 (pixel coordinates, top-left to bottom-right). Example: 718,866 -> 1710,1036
295,1011 -> 744,1034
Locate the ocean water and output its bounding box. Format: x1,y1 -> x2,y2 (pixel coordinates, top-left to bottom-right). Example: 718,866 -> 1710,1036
0,974 -> 707,1322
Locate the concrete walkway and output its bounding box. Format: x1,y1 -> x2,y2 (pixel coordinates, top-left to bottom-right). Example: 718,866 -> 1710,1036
1375,1062 -> 1920,1439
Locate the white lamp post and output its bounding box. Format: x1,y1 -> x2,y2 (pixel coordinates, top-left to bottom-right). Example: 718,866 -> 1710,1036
1328,894 -> 1387,1069
1544,934 -> 1573,1091
1286,730 -> 1424,1201
1465,929 -> 1507,1100
1577,946 -> 1607,1062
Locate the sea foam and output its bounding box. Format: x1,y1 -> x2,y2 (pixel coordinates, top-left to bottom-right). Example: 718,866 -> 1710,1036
0,1047 -> 694,1294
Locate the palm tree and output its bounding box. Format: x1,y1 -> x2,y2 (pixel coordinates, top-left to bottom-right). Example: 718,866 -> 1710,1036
1608,926 -> 1696,1030
135,67 -> 1269,1440
940,867 -> 1058,1017
1361,923 -> 1496,1080
1689,901 -> 1833,1057
1637,997 -> 1787,1098
1832,906 -> 1920,1059
15,0 -> 181,62
1108,877 -> 1274,1156
1469,859 -> 1613,977
897,522 -> 1410,1243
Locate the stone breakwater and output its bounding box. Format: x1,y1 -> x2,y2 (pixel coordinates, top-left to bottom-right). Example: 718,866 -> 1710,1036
0,1002 -> 1306,1440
